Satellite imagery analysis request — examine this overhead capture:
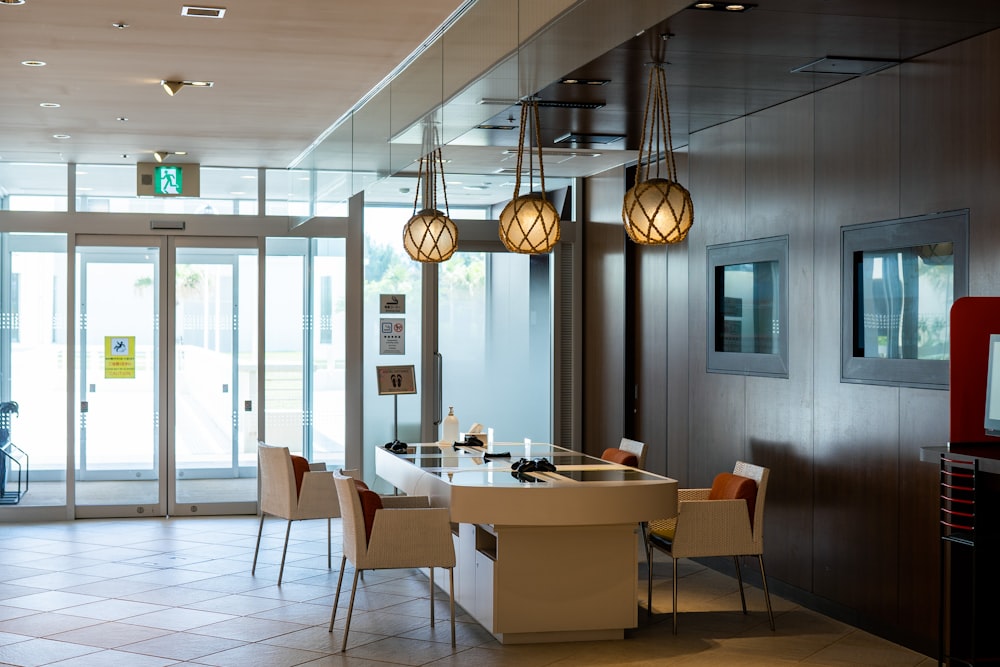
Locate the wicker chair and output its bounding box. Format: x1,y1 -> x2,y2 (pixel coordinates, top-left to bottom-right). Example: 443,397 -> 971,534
252,443 -> 340,585
646,461 -> 774,633
619,437 -> 648,469
328,472 -> 456,651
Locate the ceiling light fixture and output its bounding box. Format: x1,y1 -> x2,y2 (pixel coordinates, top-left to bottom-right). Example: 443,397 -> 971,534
39,102 -> 60,108
153,151 -> 169,162
21,60 -> 46,67
160,79 -> 213,96
403,127 -> 458,263
1,0 -> 27,6
559,78 -> 611,86
689,1 -> 756,10
622,52 -> 693,245
52,134 -> 71,140
112,22 -> 130,29
498,97 -> 561,254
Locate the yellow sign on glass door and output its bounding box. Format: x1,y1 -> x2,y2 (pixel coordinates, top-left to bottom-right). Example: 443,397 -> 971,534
105,336 -> 136,379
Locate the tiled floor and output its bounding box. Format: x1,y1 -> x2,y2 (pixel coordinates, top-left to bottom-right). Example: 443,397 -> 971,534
0,515 -> 935,666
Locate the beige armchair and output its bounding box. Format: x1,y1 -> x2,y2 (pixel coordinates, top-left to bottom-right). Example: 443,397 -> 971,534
252,443 -> 340,585
619,437 -> 648,469
647,461 -> 774,633
328,473 -> 456,651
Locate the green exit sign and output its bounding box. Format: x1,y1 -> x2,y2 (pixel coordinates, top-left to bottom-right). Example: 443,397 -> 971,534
154,165 -> 183,195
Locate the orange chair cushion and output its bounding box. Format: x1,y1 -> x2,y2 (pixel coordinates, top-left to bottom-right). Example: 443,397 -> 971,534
357,487 -> 382,543
601,448 -> 639,467
290,455 -> 310,497
709,472 -> 758,525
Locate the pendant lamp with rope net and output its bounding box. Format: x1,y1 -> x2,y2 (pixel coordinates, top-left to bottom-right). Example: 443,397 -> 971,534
498,98 -> 561,254
622,55 -> 693,245
403,138 -> 458,263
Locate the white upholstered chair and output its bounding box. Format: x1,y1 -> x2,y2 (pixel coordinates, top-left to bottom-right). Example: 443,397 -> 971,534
328,472 -> 456,651
646,460 -> 774,633
619,437 -> 648,469
252,443 -> 340,585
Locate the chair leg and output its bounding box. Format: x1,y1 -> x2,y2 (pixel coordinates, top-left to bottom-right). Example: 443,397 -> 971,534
449,567 -> 456,647
251,513 -> 265,575
429,567 -> 436,626
328,555 -> 347,632
734,555 -> 747,614
277,519 -> 293,586
671,557 -> 679,634
341,568 -> 362,652
326,518 -> 332,570
758,555 -> 775,631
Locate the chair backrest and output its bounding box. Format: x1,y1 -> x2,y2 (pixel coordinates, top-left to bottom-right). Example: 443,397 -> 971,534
334,473 -> 368,565
733,460 -> 769,551
258,443 -> 298,518
601,447 -> 639,467
619,438 -> 647,469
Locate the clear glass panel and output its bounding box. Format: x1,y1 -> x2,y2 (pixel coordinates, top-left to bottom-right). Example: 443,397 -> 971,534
440,251 -> 551,443
0,163 -> 68,212
363,206 -> 422,455
312,238 -> 347,466
855,244 -> 954,360
264,238 -> 346,468
716,260 -> 780,354
2,234 -> 68,506
75,246 -> 159,505
174,247 -> 258,504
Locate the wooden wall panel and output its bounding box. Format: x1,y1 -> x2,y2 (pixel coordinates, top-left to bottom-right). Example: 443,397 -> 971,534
665,154 -> 691,480
633,242 -> 668,471
743,96 -> 815,591
686,119 -> 748,487
812,67 -> 903,627
582,167 -> 627,458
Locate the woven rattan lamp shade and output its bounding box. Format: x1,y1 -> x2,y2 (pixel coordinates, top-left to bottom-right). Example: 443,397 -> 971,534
403,207 -> 458,262
498,99 -> 560,254
623,177 -> 693,244
622,58 -> 693,245
498,193 -> 560,254
403,144 -> 458,263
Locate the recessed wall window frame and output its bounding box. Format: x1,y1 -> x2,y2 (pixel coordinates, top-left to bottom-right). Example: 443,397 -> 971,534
707,235 -> 789,378
840,209 -> 969,389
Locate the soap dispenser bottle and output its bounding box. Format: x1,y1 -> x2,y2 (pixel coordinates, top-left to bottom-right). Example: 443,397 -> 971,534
442,406 -> 459,443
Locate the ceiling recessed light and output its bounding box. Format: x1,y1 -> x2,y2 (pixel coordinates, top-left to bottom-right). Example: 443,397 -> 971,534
52,134 -> 71,139
116,116 -> 128,122
39,102 -> 60,108
689,1 -> 755,10
174,151 -> 188,156
21,60 -> 46,67
112,22 -> 130,29
1,0 -> 27,6
559,78 -> 611,86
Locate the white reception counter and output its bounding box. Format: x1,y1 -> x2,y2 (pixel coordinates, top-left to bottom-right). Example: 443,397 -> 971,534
375,442 -> 678,644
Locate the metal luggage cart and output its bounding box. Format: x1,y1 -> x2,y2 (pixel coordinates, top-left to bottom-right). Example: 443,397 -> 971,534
0,401 -> 28,505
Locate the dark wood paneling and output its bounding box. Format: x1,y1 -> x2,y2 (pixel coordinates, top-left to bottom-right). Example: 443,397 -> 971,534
812,66 -> 903,626
686,119 -> 748,487
900,31 -> 1000,295
897,388 -> 948,654
633,242 -> 668,471
582,167 -> 627,458
744,96 -> 815,591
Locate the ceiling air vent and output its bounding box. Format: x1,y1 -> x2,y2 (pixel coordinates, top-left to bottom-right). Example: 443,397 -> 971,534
181,6 -> 227,19
791,56 -> 898,76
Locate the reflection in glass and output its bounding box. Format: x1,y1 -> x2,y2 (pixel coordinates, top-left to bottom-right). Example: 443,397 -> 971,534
715,260 -> 780,354
854,243 -> 954,360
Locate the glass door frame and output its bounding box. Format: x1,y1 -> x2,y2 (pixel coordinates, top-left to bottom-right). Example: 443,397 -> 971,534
72,234 -> 261,519
168,236 -> 260,517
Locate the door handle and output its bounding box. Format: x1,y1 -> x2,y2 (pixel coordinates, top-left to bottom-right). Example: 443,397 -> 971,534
434,351 -> 443,426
